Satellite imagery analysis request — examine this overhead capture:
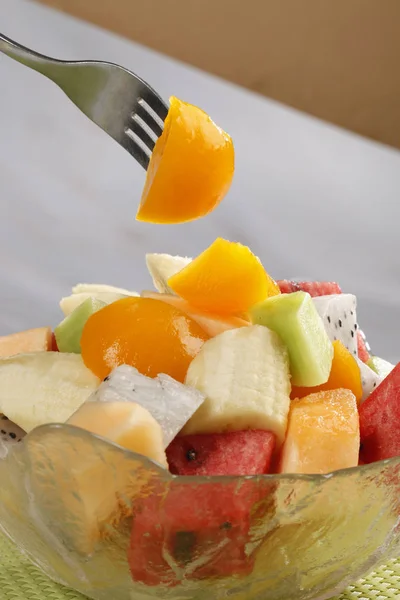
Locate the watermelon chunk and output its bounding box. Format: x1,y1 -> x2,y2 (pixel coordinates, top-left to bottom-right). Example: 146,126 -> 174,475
128,479 -> 274,586
166,430 -> 276,476
359,363 -> 400,463
277,281 -> 342,296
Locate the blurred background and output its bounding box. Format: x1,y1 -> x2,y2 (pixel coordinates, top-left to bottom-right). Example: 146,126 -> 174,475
1,0 -> 399,361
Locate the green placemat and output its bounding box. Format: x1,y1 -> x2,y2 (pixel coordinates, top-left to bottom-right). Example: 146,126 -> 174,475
0,533 -> 399,600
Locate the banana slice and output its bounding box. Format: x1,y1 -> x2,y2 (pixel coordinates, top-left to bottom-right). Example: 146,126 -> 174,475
72,283 -> 139,296
146,253 -> 192,294
60,292 -> 127,316
184,325 -> 291,446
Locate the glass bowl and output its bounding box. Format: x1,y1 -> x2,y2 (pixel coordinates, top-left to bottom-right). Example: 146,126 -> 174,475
0,424 -> 399,600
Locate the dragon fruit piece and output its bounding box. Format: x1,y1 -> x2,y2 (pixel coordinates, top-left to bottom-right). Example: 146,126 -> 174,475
91,365 -> 205,447
357,330 -> 371,363
277,281 -> 342,296
356,358 -> 383,403
0,415 -> 25,458
312,294 -> 358,357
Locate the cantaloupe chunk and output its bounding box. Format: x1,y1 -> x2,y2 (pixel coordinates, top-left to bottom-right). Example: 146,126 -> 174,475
0,327 -> 52,358
280,389 -> 360,474
68,401 -> 167,467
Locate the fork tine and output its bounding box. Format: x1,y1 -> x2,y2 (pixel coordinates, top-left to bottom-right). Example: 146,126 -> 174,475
126,121 -> 156,152
132,103 -> 163,138
123,131 -> 150,170
139,88 -> 169,122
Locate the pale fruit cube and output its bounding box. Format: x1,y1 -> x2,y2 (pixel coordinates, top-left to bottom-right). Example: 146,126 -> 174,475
60,293 -> 127,316
67,401 -> 167,467
145,253 -> 192,294
280,389 -> 360,474
0,352 -> 100,431
92,365 -> 205,447
184,325 -> 291,446
0,327 -> 52,358
72,283 -> 139,296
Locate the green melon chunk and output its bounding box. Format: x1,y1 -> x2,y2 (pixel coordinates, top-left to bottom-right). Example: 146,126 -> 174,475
250,291 -> 333,387
55,297 -> 106,354
367,356 -> 395,379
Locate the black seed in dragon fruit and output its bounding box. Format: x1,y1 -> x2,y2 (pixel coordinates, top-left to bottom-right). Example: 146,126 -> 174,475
312,294 -> 358,356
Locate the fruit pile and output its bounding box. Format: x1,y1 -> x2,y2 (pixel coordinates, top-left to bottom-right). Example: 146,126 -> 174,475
0,236 -> 398,587
0,237 -> 396,473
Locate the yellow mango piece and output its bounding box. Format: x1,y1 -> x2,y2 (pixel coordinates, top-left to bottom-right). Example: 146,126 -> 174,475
168,238 -> 279,316
291,341 -> 363,403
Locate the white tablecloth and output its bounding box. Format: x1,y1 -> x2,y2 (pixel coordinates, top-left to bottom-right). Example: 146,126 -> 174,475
1,0 -> 399,362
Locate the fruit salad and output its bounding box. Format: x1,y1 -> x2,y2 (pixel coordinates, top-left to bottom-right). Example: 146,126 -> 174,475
0,237 -> 396,471
0,237 -> 398,586
2,98 -> 398,590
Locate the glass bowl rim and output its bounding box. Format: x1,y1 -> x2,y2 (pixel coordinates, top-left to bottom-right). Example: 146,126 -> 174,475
16,422 -> 399,485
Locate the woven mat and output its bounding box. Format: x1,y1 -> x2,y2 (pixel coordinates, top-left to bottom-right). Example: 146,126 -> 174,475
0,534 -> 399,600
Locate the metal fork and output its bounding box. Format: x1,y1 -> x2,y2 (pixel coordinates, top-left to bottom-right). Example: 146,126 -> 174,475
0,33 -> 169,170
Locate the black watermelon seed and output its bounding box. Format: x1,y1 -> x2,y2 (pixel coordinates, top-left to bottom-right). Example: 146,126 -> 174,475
9,432 -> 16,440
354,324 -> 358,330
327,316 -> 331,323
354,350 -> 357,355
174,531 -> 197,564
103,376 -> 110,382
351,311 -> 354,315
338,319 -> 342,327
351,331 -> 354,337
220,521 -> 233,530
373,383 -> 377,387
186,448 -> 197,461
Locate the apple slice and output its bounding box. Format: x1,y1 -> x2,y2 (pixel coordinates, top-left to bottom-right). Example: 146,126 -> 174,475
0,352 -> 100,431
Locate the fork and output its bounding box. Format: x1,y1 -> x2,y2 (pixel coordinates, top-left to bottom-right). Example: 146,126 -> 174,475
0,32 -> 169,170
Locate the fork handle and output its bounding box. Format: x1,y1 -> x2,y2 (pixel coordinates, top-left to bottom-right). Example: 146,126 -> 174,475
0,33 -> 63,78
